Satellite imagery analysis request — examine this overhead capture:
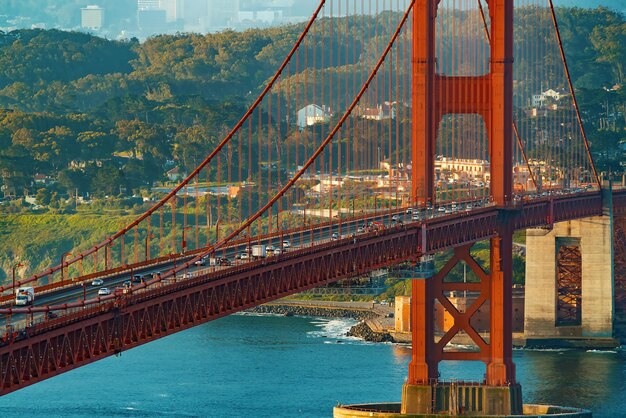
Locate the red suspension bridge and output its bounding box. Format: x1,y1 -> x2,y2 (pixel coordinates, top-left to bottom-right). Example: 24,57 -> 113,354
0,0 -> 624,415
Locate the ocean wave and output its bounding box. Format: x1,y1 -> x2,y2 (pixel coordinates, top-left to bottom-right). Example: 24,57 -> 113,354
307,317 -> 359,341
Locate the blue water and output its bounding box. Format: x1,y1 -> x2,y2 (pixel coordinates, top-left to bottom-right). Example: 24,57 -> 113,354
0,314 -> 624,417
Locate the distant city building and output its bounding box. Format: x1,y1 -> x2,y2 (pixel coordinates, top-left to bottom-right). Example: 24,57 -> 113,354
137,9 -> 167,33
81,5 -> 105,31
206,0 -> 239,28
238,10 -> 282,24
434,157 -> 490,183
138,0 -> 161,10
159,0 -> 183,22
182,0 -> 209,28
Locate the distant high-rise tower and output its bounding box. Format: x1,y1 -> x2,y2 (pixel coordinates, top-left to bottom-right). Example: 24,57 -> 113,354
181,0 -> 208,26
159,0 -> 183,22
81,5 -> 105,30
207,0 -> 239,27
137,0 -> 160,11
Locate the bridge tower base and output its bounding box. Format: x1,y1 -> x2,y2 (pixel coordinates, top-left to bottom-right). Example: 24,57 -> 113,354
401,382 -> 523,415
334,402 -> 591,417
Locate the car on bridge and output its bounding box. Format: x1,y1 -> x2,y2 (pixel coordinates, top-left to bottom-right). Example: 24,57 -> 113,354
282,240 -> 291,248
331,232 -> 340,240
218,257 -> 232,266
91,279 -> 104,286
98,287 -> 111,296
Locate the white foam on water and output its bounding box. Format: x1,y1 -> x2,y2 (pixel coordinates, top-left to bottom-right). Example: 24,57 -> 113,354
235,311 -> 284,318
586,349 -> 617,354
307,317 -> 359,341
522,348 -> 570,352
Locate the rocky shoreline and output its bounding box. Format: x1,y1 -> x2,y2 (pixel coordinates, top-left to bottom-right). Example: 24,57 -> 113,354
246,302 -> 393,343
246,304 -> 379,321
246,302 -> 622,350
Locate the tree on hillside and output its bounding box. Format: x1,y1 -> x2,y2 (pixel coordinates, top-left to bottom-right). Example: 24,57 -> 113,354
590,23 -> 626,84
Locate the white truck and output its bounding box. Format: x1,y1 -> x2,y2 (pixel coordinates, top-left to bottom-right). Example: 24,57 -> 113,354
15,287 -> 35,306
251,245 -> 267,259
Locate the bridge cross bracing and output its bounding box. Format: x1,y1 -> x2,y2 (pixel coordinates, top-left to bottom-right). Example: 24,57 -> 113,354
0,0 -> 623,406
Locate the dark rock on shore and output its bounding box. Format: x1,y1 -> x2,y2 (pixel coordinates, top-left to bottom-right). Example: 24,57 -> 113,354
347,321 -> 394,343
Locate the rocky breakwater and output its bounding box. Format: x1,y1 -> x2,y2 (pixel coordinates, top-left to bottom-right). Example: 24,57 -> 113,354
248,300 -> 397,343
247,301 -> 379,321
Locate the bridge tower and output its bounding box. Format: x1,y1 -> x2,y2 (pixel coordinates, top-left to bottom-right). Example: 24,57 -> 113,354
405,0 -> 520,414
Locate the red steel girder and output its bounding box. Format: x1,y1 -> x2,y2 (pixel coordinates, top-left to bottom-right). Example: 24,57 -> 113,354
0,192 -> 618,394
0,229 -> 423,395
556,244 -> 582,326
614,215 -> 626,315
408,224 -> 516,386
411,0 -> 513,206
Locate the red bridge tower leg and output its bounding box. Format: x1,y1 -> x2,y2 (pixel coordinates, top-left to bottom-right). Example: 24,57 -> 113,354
404,0 -> 521,415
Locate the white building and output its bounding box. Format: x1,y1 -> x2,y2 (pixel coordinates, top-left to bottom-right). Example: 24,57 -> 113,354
542,88 -> 567,101
532,88 -> 568,107
357,102 -> 394,121
531,94 -> 545,108
296,104 -> 332,128
435,157 -> 490,182
81,5 -> 105,30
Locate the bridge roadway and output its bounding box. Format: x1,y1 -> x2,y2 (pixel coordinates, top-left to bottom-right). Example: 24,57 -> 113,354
1,201 -> 474,331
0,190 -> 623,395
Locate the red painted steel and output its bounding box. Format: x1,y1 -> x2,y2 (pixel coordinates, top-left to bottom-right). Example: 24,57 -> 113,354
556,244 -> 582,326
2,0 -> 329,294
1,0 -> 625,396
0,195 -> 613,393
411,0 -> 436,207
0,228 -> 422,395
409,0 -> 516,386
614,215 -> 626,321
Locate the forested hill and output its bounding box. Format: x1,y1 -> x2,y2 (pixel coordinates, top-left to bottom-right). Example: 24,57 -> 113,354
0,7 -> 622,201
0,7 -> 623,114
0,25 -> 304,112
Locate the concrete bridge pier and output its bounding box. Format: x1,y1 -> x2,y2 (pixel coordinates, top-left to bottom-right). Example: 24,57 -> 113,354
524,213 -> 620,347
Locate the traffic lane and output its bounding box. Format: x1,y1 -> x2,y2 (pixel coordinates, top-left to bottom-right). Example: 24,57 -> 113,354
2,207 -> 421,317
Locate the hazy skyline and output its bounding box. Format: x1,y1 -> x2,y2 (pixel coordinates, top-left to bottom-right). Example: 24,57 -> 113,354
0,0 -> 622,39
